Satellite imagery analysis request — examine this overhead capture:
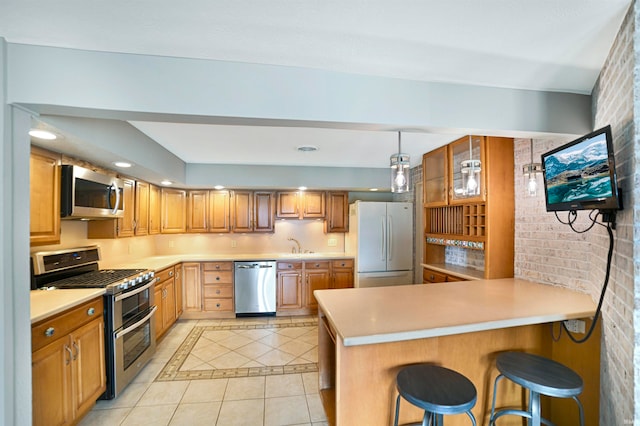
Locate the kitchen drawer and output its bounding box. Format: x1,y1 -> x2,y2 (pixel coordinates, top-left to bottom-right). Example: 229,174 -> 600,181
203,262 -> 233,271
32,297 -> 104,352
423,268 -> 447,284
304,261 -> 330,270
203,298 -> 234,312
278,261 -> 303,270
331,259 -> 354,269
155,266 -> 175,283
202,270 -> 233,284
203,284 -> 233,299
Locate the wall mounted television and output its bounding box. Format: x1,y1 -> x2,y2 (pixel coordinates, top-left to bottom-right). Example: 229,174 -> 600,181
541,125 -> 622,212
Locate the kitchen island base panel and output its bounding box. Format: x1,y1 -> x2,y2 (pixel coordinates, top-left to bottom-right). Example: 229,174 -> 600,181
318,313 -> 599,426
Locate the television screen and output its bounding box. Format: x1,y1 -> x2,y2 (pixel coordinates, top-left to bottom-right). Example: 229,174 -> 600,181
541,125 -> 621,212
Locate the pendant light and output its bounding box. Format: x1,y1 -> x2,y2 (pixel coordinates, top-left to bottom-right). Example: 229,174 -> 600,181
523,139 -> 543,196
390,131 -> 410,193
461,136 -> 481,196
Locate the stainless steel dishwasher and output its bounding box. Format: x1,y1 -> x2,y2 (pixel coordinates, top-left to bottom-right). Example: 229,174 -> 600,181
234,260 -> 277,316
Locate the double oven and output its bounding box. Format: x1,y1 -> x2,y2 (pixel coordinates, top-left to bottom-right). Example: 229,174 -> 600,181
31,246 -> 156,399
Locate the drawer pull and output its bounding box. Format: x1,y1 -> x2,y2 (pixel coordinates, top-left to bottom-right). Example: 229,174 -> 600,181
288,264 -> 292,268
87,307 -> 95,316
216,276 -> 220,281
341,263 -> 345,267
215,265 -> 220,269
44,327 -> 55,338
216,303 -> 221,308
169,271 -> 174,277
430,275 -> 435,280
216,289 -> 221,294
315,263 -> 320,267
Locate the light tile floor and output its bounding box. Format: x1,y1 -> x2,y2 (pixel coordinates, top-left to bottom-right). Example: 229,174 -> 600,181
79,316 -> 328,426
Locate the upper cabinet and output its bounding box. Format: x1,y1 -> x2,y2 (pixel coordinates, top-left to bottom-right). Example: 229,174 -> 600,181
325,191 -> 349,233
423,136 -> 514,279
232,191 -> 275,233
276,191 -> 326,219
161,188 -> 187,233
30,147 -> 61,246
186,189 -> 231,233
148,184 -> 161,235
423,136 -> 485,207
134,181 -> 150,236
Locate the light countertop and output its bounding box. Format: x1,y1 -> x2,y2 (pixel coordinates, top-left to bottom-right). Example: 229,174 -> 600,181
31,288 -> 106,323
315,278 -> 597,346
32,252 -> 353,323
101,252 -> 354,271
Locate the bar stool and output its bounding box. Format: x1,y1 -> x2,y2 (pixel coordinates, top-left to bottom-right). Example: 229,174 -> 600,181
489,352 -> 584,426
394,364 -> 477,426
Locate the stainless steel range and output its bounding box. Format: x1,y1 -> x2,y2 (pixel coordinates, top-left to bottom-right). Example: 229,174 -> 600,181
31,246 -> 156,399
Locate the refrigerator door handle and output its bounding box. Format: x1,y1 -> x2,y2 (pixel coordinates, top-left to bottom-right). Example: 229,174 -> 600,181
381,216 -> 387,261
388,215 -> 393,261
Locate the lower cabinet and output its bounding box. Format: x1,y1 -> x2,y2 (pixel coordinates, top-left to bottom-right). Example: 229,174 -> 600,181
422,267 -> 466,284
202,262 -> 234,312
277,259 -> 354,315
32,297 -> 106,426
155,266 -> 177,340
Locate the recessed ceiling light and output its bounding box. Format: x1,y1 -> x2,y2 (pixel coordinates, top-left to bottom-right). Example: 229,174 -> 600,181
214,185 -> 225,190
160,180 -> 173,186
369,188 -> 379,191
297,145 -> 318,152
29,129 -> 57,140
298,186 -> 307,191
113,161 -> 132,168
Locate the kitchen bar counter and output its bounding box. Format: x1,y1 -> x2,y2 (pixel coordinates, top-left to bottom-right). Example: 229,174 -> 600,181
31,288 -> 106,323
315,278 -> 600,425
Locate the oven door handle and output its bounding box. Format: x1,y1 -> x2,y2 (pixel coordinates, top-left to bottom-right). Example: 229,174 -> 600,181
115,305 -> 157,340
114,280 -> 154,302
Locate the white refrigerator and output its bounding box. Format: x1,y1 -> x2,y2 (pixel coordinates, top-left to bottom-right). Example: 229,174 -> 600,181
346,201 -> 414,288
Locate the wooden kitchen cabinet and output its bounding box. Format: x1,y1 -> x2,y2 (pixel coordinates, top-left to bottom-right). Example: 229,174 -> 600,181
148,184 -> 161,235
30,146 -> 61,246
325,191 -> 349,233
331,259 -> 354,289
232,190 -> 275,233
187,190 -> 209,233
155,266 -> 177,340
134,180 -> 150,235
304,261 -> 330,311
276,191 -> 325,219
423,136 -> 514,280
202,262 -> 234,312
175,263 -> 184,317
277,262 -> 304,311
182,262 -> 202,313
209,190 -> 231,233
32,297 -> 105,426
161,188 -> 187,233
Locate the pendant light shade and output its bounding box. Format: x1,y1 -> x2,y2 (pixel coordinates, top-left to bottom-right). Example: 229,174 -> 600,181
390,131 -> 410,193
523,139 -> 543,196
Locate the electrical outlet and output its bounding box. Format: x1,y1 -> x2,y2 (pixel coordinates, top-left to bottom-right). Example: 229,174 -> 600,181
327,238 -> 337,247
564,319 -> 586,334
231,240 -> 237,248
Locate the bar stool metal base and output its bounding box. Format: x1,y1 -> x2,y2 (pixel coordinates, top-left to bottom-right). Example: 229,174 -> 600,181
489,352 -> 584,426
394,364 -> 477,426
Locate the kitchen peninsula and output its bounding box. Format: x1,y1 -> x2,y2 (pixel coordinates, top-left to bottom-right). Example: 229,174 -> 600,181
315,278 -> 600,425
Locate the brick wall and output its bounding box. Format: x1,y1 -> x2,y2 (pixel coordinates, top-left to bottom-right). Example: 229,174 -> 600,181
514,4 -> 636,423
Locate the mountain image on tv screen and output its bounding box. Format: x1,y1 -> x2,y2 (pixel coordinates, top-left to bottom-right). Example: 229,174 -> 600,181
543,135 -> 613,205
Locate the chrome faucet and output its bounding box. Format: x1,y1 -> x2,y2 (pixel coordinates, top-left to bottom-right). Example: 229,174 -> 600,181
288,237 -> 301,254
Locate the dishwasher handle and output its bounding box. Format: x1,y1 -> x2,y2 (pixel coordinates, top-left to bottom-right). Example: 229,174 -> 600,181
237,264 -> 274,269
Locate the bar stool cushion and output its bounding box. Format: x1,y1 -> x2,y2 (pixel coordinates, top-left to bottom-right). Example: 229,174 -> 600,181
496,352 -> 583,398
396,364 -> 477,415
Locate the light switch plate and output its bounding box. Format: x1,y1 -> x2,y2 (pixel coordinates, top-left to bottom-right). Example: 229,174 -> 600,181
327,238 -> 337,247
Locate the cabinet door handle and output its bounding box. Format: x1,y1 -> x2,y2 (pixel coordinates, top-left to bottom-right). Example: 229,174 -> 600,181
72,342 -> 79,361
65,345 -> 73,365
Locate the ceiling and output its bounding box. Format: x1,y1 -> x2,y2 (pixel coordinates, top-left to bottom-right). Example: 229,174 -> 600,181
1,0 -> 631,169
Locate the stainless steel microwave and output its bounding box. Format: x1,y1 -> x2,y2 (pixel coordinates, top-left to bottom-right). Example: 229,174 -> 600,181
60,165 -> 125,219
